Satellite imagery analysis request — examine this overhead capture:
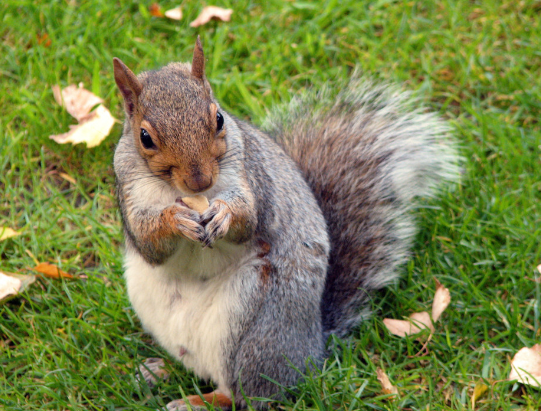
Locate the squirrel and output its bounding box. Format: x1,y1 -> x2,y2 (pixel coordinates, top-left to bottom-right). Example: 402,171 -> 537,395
112,37 -> 459,411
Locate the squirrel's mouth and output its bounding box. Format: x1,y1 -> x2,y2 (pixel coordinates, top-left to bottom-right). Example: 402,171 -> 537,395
181,175 -> 213,194
166,165 -> 216,195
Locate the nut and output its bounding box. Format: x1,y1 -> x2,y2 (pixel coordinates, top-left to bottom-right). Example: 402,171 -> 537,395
179,195 -> 209,213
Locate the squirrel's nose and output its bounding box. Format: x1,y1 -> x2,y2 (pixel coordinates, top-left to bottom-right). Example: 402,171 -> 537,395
184,174 -> 212,193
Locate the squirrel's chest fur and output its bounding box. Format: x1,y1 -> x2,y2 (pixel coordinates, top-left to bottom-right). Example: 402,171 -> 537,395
123,240 -> 260,388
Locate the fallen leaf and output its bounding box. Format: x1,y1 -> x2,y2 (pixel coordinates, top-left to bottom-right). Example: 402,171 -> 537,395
0,272 -> 21,301
52,83 -> 103,122
37,33 -> 52,47
410,311 -> 434,331
384,279 -> 450,337
34,262 -> 74,279
51,84 -> 116,147
165,6 -> 182,20
0,271 -> 36,304
509,344 -> 541,387
432,278 -> 451,322
149,3 -> 164,17
190,6 -> 233,27
471,381 -> 488,408
383,311 -> 434,337
0,227 -> 21,242
51,104 -> 115,148
376,367 -> 398,396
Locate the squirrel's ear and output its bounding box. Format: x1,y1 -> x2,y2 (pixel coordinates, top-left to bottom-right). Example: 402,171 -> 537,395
191,35 -> 205,80
113,58 -> 142,116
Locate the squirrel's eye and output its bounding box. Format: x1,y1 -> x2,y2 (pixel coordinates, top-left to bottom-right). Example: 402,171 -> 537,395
216,112 -> 224,132
140,128 -> 156,149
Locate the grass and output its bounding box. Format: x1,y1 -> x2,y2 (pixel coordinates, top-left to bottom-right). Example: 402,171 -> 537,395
1,0 -> 540,409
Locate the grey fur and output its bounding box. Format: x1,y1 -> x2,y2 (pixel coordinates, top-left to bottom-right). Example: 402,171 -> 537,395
227,121 -> 329,405
263,75 -> 460,338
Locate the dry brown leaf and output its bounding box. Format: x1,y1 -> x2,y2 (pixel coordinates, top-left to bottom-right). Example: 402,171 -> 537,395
52,83 -> 103,122
376,367 -> 398,396
410,311 -> 434,331
384,279 -> 450,338
149,3 -> 164,17
51,84 -> 116,147
165,6 -> 182,20
50,104 -> 115,148
34,262 -> 74,279
0,227 -> 21,241
0,271 -> 36,304
190,6 -> 233,27
509,344 -> 541,387
432,278 -> 451,322
383,311 -> 434,337
383,318 -> 413,337
181,195 -> 210,213
0,272 -> 22,301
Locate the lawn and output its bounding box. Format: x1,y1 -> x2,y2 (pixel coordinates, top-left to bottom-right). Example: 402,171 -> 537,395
1,0 -> 540,410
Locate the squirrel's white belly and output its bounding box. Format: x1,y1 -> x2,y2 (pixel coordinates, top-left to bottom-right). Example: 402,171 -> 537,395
123,241 -> 258,389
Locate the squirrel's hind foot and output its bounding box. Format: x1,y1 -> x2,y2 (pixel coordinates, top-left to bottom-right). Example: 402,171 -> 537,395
166,391 -> 232,411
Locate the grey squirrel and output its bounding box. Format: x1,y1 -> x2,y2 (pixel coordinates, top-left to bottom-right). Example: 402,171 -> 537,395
112,37 -> 459,410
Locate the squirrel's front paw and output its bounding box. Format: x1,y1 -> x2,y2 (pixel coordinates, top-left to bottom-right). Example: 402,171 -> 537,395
164,205 -> 206,244
200,200 -> 232,247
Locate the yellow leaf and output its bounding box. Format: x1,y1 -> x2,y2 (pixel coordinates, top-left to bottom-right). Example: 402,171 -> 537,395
471,381 -> 488,408
0,227 -> 21,241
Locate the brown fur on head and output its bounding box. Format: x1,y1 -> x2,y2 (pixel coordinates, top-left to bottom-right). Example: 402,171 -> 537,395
113,37 -> 226,194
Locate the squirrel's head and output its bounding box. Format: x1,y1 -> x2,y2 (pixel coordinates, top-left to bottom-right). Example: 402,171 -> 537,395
113,36 -> 226,194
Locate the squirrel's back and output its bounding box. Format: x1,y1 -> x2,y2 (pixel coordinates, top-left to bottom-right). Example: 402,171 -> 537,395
264,76 -> 460,338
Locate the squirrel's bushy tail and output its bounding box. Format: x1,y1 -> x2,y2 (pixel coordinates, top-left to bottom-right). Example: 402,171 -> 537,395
263,75 -> 460,339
